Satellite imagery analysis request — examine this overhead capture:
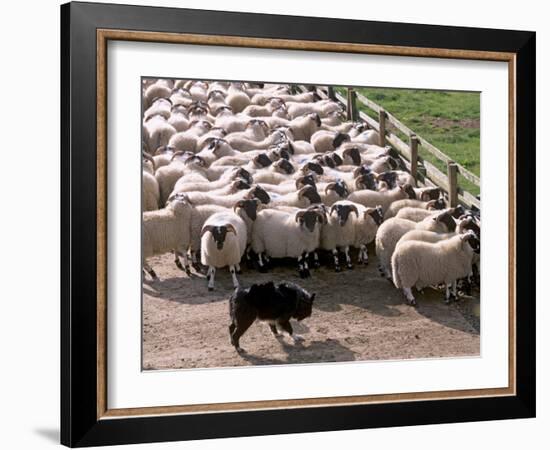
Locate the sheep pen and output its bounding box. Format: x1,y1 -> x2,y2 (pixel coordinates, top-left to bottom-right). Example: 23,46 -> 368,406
141,79 -> 481,370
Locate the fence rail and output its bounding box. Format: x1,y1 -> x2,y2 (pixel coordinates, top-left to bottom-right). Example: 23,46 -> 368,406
295,84 -> 480,210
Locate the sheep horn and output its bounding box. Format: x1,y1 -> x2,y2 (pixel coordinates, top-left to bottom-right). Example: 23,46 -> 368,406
233,201 -> 245,213
325,183 -> 336,195
226,224 -> 237,235
295,210 -> 306,222
200,225 -> 215,237
349,204 -> 359,216
170,151 -> 188,161
329,204 -> 338,216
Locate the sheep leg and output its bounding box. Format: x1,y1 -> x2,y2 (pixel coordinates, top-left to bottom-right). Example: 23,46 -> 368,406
297,255 -> 307,278
143,262 -> 158,281
403,288 -> 417,306
444,284 -> 451,303
207,267 -> 216,291
332,249 -> 341,272
302,253 -> 311,278
451,281 -> 458,300
191,251 -> 202,272
174,251 -> 191,275
229,265 -> 240,288
358,245 -> 368,265
245,247 -> 255,269
311,251 -> 321,268
257,252 -> 268,273
344,246 -> 353,270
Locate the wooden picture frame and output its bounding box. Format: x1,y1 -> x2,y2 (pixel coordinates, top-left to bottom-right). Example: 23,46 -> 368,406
61,1 -> 535,447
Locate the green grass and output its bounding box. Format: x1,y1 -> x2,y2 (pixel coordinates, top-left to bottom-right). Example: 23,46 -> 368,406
336,87 -> 480,195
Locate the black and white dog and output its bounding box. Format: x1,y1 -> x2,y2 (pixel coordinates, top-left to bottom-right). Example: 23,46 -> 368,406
228,281 -> 316,352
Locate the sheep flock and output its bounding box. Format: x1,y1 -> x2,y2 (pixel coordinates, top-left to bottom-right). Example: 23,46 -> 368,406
142,78 -> 481,307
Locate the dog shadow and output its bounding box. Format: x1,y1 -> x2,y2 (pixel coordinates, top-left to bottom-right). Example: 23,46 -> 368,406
238,338 -> 356,365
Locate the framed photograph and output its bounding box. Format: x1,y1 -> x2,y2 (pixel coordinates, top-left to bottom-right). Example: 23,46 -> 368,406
61,1 -> 535,447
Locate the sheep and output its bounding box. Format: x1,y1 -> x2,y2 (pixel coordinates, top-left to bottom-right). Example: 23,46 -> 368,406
225,119 -> 269,143
258,174 -> 316,195
375,210 -> 457,279
352,205 -> 384,265
347,184 -> 417,213
167,104 -> 190,132
392,231 -> 480,305
169,166 -> 252,195
143,115 -> 177,154
144,97 -> 172,121
384,198 -> 446,220
320,201 -> 359,271
268,185 -> 322,208
143,79 -> 172,109
167,120 -> 212,153
182,186 -> 271,208
251,208 -> 325,278
170,88 -> 194,109
155,154 -> 206,205
288,113 -> 322,141
201,212 -> 247,290
142,193 -> 193,279
242,98 -> 285,117
286,99 -> 342,119
395,204 -> 445,222
250,90 -> 315,106
142,154 -> 160,211
310,130 -> 348,154
226,82 -> 251,113
182,197 -> 259,271
223,128 -> 288,152
207,90 -> 228,112
318,180 -> 350,205
376,170 -> 416,189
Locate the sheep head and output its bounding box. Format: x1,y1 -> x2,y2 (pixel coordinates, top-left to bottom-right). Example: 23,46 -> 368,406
295,174 -> 316,190
233,199 -> 260,221
460,230 -> 480,254
433,210 -> 457,232
330,203 -> 358,226
201,224 -> 236,250
325,180 -> 349,198
295,210 -> 324,232
246,186 -> 271,205
399,183 -> 417,200
365,205 -> 384,226
297,185 -> 322,205
420,187 -> 441,201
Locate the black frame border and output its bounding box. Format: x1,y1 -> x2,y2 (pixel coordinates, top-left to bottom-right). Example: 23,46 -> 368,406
61,2 -> 535,447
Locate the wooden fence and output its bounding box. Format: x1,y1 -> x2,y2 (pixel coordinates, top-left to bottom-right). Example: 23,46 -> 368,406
294,85 -> 480,210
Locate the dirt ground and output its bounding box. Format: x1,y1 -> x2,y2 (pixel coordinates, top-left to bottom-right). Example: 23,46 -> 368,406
142,246 -> 480,370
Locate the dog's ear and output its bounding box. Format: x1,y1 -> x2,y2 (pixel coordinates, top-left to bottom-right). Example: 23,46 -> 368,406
310,293 -> 316,303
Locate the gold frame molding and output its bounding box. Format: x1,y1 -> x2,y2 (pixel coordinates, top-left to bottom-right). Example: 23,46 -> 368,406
96,29 -> 516,420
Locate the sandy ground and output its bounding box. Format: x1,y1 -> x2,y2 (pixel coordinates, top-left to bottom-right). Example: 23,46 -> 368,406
142,246 -> 480,370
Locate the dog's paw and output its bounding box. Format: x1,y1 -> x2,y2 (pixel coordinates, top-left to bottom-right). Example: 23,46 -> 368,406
292,334 -> 305,344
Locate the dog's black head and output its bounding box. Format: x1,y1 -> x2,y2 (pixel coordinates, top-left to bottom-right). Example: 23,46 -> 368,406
277,282 -> 316,321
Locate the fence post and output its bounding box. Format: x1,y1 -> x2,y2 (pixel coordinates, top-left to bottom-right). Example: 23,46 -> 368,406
409,134 -> 419,180
447,161 -> 458,207
347,88 -> 358,121
378,109 -> 386,147
327,86 -> 336,101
